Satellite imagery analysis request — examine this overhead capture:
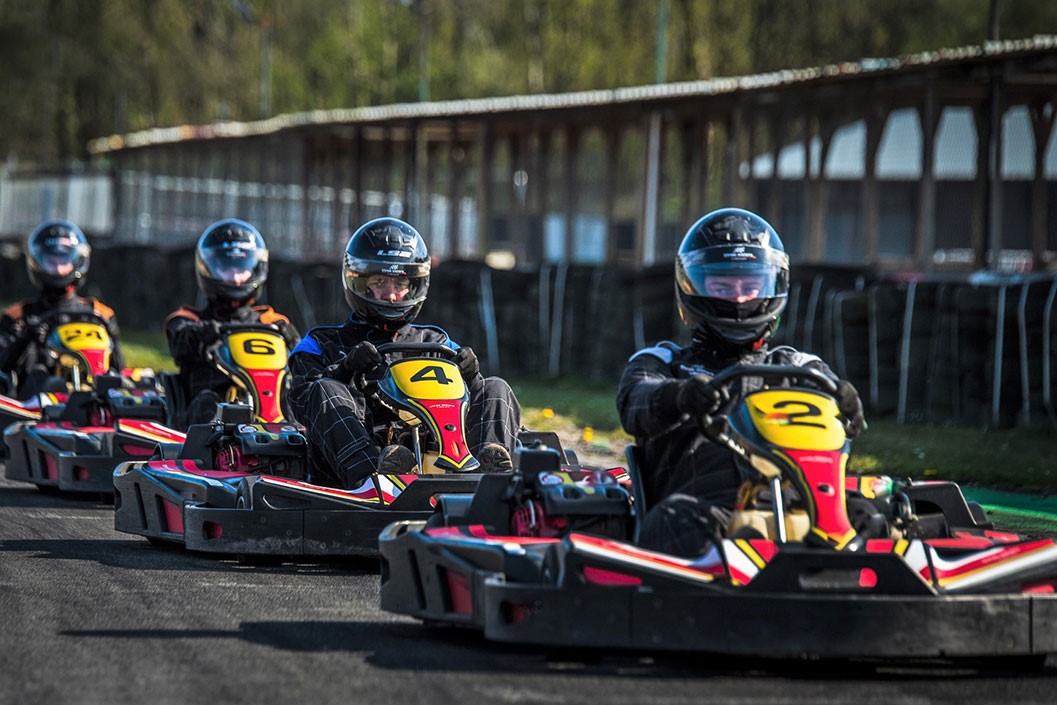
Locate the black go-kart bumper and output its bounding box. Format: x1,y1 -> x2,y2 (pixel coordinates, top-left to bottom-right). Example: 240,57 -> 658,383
3,421 -> 131,494
379,521 -> 1057,660
114,463 -> 484,557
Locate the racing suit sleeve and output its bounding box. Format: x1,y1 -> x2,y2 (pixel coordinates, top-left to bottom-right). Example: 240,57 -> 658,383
105,317 -> 126,372
278,320 -> 302,353
165,311 -> 215,367
287,333 -> 336,387
0,311 -> 28,372
616,350 -> 686,438
286,332 -> 343,425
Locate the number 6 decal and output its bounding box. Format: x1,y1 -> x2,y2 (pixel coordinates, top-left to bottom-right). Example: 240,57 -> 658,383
243,338 -> 277,355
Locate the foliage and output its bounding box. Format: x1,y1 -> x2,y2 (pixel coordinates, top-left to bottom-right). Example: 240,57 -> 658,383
5,0 -> 1057,162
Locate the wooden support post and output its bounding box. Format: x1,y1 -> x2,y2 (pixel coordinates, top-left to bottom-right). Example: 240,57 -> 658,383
563,124 -> 580,264
476,123 -> 494,258
863,106 -> 885,264
1030,97 -> 1057,268
604,126 -> 621,264
915,84 -> 940,270
447,121 -> 464,258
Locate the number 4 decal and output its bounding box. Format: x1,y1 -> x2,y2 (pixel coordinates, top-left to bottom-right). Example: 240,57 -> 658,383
410,365 -> 453,384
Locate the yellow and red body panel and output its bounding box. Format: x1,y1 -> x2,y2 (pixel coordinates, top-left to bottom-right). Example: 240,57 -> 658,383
385,358 -> 474,471
218,330 -> 289,423
53,321 -> 112,379
738,388 -> 856,548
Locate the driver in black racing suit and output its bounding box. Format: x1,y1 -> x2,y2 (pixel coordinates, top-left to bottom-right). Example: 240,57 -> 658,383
287,217 -> 521,490
165,219 -> 300,427
0,219 -> 125,398
617,208 -> 866,557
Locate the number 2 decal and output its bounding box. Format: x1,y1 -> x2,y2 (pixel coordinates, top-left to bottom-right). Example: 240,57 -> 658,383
773,400 -> 827,428
410,365 -> 453,385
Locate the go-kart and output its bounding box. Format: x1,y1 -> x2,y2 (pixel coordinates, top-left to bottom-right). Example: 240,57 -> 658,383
113,342 -> 578,557
2,321 -> 288,495
379,364 -> 1057,661
0,311 -> 112,457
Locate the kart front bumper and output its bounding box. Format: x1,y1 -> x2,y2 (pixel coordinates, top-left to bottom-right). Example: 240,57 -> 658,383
379,522 -> 1057,659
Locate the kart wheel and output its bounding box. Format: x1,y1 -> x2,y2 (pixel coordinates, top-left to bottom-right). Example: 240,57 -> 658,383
235,478 -> 253,510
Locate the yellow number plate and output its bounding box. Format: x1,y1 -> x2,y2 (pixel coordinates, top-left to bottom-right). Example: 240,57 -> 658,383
55,322 -> 110,352
389,359 -> 466,400
746,389 -> 846,451
227,331 -> 288,370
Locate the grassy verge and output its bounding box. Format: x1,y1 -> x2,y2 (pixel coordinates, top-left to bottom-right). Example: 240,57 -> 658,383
122,329 -> 177,372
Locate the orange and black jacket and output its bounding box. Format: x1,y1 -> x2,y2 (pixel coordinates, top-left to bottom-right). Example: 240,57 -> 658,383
165,303 -> 300,395
0,295 -> 125,375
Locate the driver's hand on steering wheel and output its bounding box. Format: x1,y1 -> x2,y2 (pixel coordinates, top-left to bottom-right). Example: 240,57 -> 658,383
836,379 -> 867,437
453,346 -> 479,381
197,320 -> 223,351
336,341 -> 383,384
676,374 -> 729,417
21,319 -> 50,346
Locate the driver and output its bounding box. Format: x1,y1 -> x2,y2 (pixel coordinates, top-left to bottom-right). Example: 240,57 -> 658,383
616,208 -> 865,557
165,219 -> 300,427
287,217 -> 521,489
0,219 -> 125,398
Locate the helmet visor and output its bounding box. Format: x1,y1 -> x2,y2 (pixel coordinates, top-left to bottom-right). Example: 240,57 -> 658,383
200,241 -> 267,286
678,246 -> 788,302
29,232 -> 90,279
346,272 -> 428,305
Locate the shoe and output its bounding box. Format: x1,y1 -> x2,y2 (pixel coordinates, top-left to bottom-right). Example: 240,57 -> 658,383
475,443 -> 513,473
377,444 -> 419,474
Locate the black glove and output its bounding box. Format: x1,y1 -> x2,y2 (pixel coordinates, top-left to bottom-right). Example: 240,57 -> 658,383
197,320 -> 223,351
676,374 -> 729,417
336,341 -> 383,383
836,379 -> 867,437
22,320 -> 50,346
452,346 -> 479,381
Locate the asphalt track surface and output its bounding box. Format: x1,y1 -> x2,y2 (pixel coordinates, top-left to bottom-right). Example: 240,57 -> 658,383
2,475 -> 1057,705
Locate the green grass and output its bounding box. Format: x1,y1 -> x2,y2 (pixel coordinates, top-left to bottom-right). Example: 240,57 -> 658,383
847,420 -> 1057,493
121,329 -> 177,372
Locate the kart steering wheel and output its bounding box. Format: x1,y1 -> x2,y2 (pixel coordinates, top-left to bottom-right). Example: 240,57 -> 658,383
357,341 -> 459,392
695,364 -> 843,444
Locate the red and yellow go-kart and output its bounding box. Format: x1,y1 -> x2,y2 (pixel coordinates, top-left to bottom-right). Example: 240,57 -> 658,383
3,321 -> 290,495
380,364 -> 1057,663
112,342 -> 610,558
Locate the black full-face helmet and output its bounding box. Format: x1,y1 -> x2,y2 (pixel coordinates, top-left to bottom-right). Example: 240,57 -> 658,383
675,208 -> 790,354
195,219 -> 269,308
342,217 -> 430,332
26,219 -> 91,294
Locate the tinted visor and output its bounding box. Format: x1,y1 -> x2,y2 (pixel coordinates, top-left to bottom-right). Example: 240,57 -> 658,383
29,233 -> 88,276
346,272 -> 428,305
677,245 -> 788,302
200,241 -> 267,285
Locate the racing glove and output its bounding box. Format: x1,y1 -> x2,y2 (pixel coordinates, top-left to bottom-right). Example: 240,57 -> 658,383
334,341 -> 383,384
452,346 -> 479,381
22,320 -> 50,346
836,379 -> 867,437
675,374 -> 729,417
196,320 -> 223,352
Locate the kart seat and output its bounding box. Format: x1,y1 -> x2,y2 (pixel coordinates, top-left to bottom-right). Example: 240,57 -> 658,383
625,444 -> 648,545
160,371 -> 188,430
